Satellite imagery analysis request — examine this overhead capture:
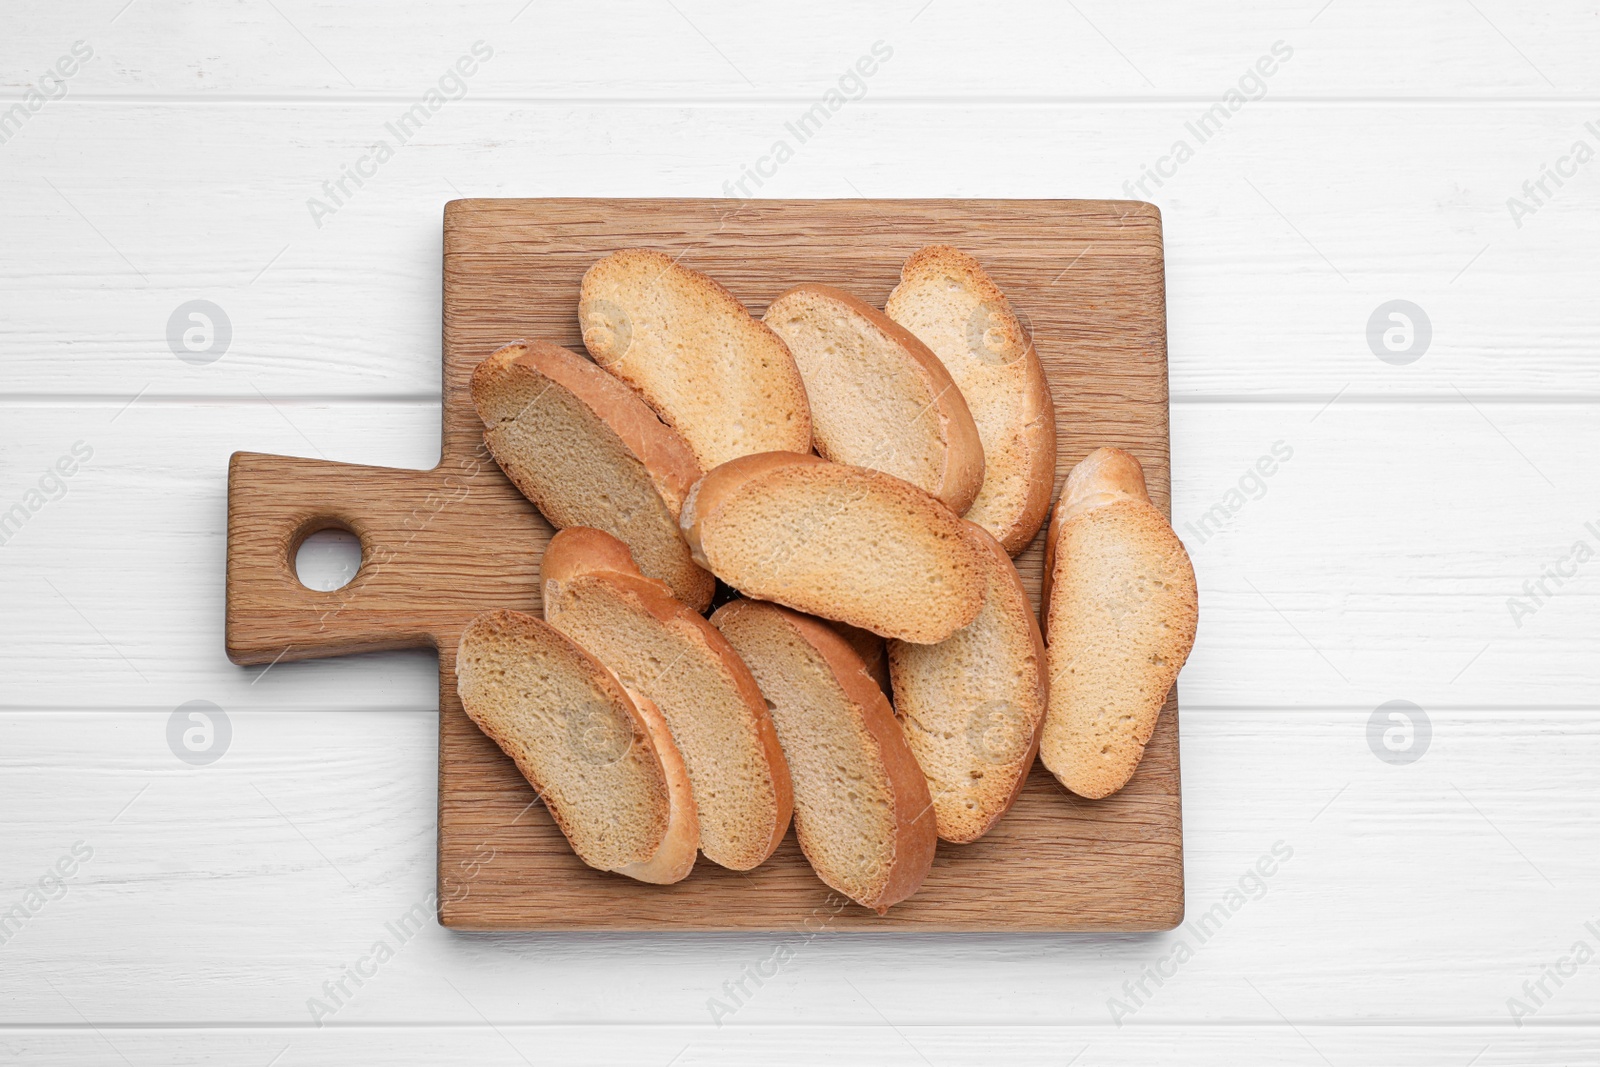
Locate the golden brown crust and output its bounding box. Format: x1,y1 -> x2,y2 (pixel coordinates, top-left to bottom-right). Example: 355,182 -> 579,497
580,250 -> 812,470
1007,349 -> 1058,553
799,618 -> 938,914
541,525 -> 646,588
471,341 -> 714,611
712,600 -> 936,914
828,620 -> 892,698
679,451 -> 831,569
908,523 -> 1048,842
541,527 -> 794,869
681,451 -> 986,643
764,282 -> 985,515
613,689 -> 699,884
455,609 -> 671,870
483,340 -> 704,516
1056,446 -> 1148,523
969,524 -> 1048,835
887,523 -> 1046,842
887,246 -> 1057,554
1042,447 -> 1151,619
1042,493 -> 1059,623
1040,449 -> 1198,799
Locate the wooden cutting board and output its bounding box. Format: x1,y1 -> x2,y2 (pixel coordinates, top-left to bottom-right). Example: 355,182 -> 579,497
226,198 -> 1181,931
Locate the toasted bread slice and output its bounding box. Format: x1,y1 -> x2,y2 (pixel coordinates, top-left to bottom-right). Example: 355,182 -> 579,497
763,283 -> 984,513
1040,449 -> 1198,799
455,610 -> 693,881
888,523 -> 1047,843
579,249 -> 812,470
614,688 -> 699,884
542,527 -> 793,871
470,340 -> 714,611
886,246 -> 1056,554
712,599 -> 936,913
680,452 -> 986,644
829,620 -> 891,698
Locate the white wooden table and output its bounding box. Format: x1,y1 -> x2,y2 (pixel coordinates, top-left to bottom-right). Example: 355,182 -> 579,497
4,2 -> 1597,1062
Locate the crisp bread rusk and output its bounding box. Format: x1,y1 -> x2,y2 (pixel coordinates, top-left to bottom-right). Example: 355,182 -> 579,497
541,527 -> 793,871
614,687 -> 699,884
455,610 -> 696,882
1040,448 -> 1198,800
712,599 -> 937,914
579,249 -> 812,470
886,245 -> 1056,554
680,451 -> 987,644
763,283 -> 984,514
829,620 -> 892,698
888,523 -> 1048,843
470,340 -> 714,612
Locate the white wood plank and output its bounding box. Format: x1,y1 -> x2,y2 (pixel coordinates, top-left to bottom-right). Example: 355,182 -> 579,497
1,400 -> 1593,711
1,707 -> 1595,1026
0,401 -> 443,712
4,0 -> 1596,99
1,103 -> 1594,399
1174,398 -> 1600,710
5,1 -> 1597,1043
3,1025 -> 1594,1067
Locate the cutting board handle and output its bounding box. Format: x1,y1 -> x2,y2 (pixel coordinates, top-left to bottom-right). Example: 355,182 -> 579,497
224,451 -> 478,665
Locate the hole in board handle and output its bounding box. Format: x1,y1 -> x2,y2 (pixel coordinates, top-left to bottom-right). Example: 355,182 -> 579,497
293,525 -> 363,592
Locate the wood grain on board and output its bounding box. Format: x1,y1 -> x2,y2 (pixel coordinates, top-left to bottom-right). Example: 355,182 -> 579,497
225,198 -> 1179,930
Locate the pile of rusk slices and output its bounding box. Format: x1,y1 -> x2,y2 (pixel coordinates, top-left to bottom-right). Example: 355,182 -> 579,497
457,246 -> 1199,914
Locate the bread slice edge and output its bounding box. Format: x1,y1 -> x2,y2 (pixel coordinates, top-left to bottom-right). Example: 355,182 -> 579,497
712,599 -> 937,914
542,527 -> 795,870
454,608 -> 673,873
888,522 -> 1048,843
765,282 -> 985,514
680,451 -> 987,643
886,246 -> 1056,554
1039,449 -> 1197,799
